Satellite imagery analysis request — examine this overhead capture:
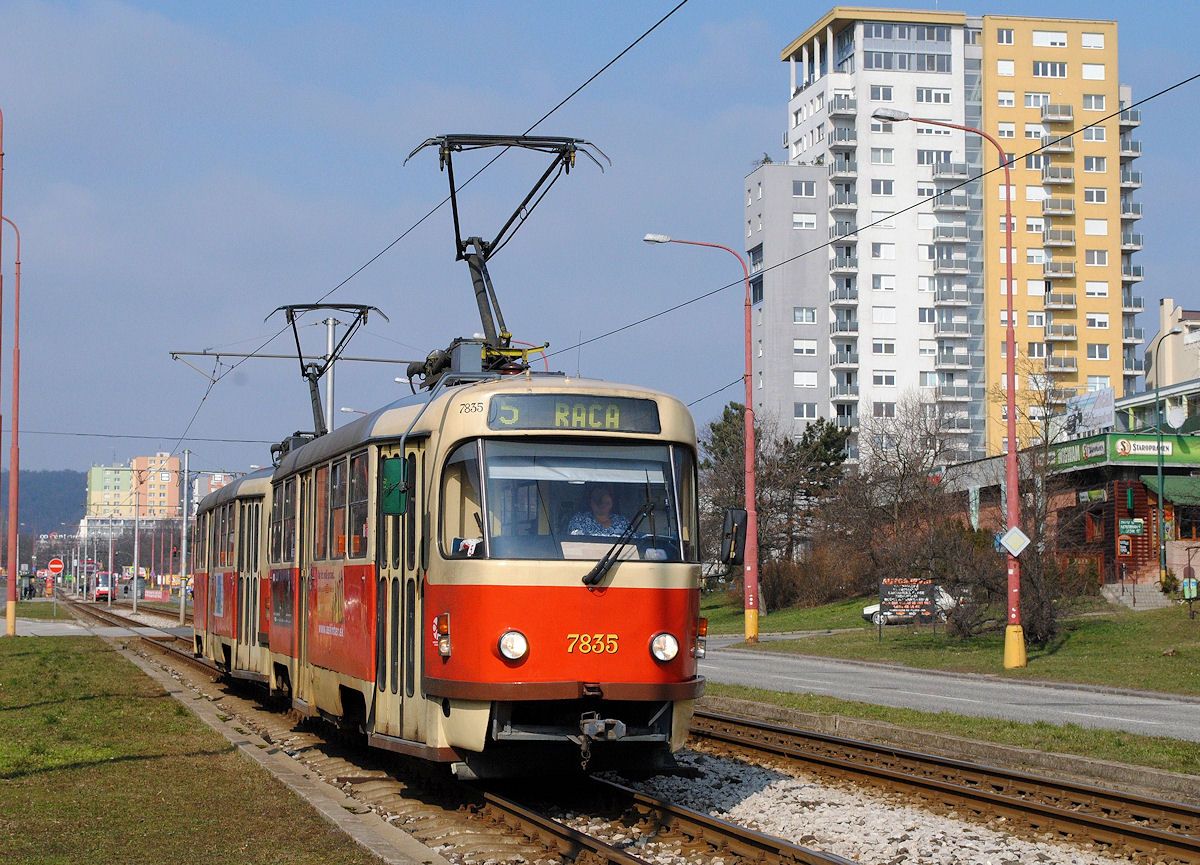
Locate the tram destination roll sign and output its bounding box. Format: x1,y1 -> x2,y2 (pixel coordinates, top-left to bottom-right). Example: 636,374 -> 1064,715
488,394 -> 661,433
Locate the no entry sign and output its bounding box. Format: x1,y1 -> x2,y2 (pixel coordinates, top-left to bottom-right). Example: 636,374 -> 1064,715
48,558 -> 64,574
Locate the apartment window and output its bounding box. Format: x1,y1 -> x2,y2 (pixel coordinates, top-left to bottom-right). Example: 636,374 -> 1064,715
1025,216 -> 1044,233
998,184 -> 1015,201
919,340 -> 937,356
918,244 -> 935,260
1027,342 -> 1047,359
997,59 -> 1014,76
793,180 -> 816,197
1084,218 -> 1108,236
873,274 -> 896,291
1082,93 -> 1106,110
1087,343 -> 1110,360
1027,311 -> 1045,327
1088,375 -> 1111,391
1083,125 -> 1106,141
871,178 -> 894,196
917,276 -> 934,293
873,306 -> 897,324
916,88 -> 951,104
1084,187 -> 1107,204
873,370 -> 897,387
870,118 -> 893,134
794,371 -> 818,388
794,403 -> 818,419
1086,312 -> 1109,329
873,339 -> 895,355
793,338 -> 817,355
1025,185 -> 1047,202
918,307 -> 936,323
1025,91 -> 1050,108
997,121 -> 1015,139
1026,279 -> 1046,297
870,85 -> 893,101
996,28 -> 1013,45
1025,153 -> 1047,170
916,124 -> 951,136
1085,249 -> 1108,266
1082,32 -> 1105,49
1033,61 -> 1068,78
1082,64 -> 1105,81
997,90 -> 1015,107
916,150 -> 952,165
873,402 -> 897,418
1084,155 -> 1107,173
916,184 -> 935,197
871,242 -> 896,259
1085,281 -> 1109,297
872,210 -> 897,229
870,147 -> 894,165
1026,248 -> 1045,265
793,212 -> 817,230
794,306 -> 816,323
966,27 -> 980,45
1025,123 -> 1046,139
919,371 -> 938,387
1032,30 -> 1068,47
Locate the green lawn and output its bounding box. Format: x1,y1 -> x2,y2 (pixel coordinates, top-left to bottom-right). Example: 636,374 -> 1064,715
0,636 -> 383,864
13,600 -> 74,620
703,592 -> 869,634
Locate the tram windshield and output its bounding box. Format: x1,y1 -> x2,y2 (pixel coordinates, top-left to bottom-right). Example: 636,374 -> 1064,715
441,439 -> 698,562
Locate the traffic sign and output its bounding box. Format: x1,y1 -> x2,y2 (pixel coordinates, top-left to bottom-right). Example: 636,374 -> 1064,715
48,558 -> 64,574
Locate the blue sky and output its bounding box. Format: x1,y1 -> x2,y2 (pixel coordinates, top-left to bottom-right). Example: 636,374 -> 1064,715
0,0 -> 1196,474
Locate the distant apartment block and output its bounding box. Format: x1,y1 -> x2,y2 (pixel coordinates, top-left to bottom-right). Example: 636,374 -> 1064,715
749,7 -> 1142,458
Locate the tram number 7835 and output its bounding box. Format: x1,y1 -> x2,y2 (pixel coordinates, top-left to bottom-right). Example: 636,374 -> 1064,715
566,633 -> 619,654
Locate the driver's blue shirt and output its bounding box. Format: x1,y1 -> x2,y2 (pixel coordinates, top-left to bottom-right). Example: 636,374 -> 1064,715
568,512 -> 631,536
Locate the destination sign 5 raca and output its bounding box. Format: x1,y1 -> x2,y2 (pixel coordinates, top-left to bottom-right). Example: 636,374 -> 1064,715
488,394 -> 661,433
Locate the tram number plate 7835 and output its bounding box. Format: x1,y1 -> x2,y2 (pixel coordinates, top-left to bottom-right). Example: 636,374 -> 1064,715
566,633 -> 618,654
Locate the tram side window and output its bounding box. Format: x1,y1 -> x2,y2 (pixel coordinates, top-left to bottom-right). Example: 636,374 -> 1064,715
281,477 -> 297,563
269,485 -> 283,564
330,457 -> 348,557
194,513 -> 207,570
440,442 -> 482,557
348,451 -> 368,558
225,503 -> 237,567
673,447 -> 700,562
313,465 -> 329,560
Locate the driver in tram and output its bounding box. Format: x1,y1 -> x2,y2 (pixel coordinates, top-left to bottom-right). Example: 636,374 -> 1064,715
568,484 -> 631,537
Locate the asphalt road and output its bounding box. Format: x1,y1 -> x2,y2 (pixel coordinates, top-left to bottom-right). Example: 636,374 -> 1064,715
700,636 -> 1200,743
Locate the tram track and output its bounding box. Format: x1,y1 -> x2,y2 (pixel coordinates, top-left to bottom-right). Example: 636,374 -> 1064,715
691,708 -> 1200,864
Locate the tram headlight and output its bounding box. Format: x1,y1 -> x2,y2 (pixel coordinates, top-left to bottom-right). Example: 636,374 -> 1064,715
650,632 -> 679,662
498,630 -> 529,661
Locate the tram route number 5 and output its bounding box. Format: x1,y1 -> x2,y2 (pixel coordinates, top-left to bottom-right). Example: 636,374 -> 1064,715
567,633 -> 618,654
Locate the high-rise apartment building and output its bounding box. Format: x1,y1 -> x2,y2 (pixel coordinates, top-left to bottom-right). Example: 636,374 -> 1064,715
83,452 -> 182,536
749,7 -> 1143,458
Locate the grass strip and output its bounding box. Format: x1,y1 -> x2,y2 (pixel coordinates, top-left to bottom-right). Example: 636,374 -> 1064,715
0,636 -> 383,865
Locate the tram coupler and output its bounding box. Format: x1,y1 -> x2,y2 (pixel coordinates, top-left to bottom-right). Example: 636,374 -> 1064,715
580,711 -> 626,741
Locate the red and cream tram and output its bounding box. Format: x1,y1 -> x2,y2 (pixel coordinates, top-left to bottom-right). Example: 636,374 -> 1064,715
192,373 -> 706,777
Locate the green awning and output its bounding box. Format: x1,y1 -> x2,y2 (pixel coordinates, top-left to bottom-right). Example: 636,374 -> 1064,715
1140,475 -> 1200,506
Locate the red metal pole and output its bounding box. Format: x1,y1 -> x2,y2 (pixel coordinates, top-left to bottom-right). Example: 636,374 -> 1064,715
3,214 -> 19,639
0,107 -> 11,638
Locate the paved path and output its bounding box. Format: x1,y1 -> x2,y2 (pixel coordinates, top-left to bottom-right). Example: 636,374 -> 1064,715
701,635 -> 1200,742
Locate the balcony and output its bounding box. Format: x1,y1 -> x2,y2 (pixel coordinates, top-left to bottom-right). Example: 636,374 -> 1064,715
830,222 -> 858,241
1045,323 -> 1077,341
1121,265 -> 1144,283
932,162 -> 971,181
1124,356 -> 1145,375
932,224 -> 970,243
829,191 -> 858,211
1121,232 -> 1144,251
1044,353 -> 1078,373
1121,199 -> 1143,220
830,350 -> 859,368
1040,134 -> 1074,154
829,285 -> 859,305
1043,260 -> 1076,279
1048,387 -> 1078,405
830,384 -> 860,401
1041,165 -> 1074,185
1120,168 -> 1142,189
828,126 -> 858,149
1044,291 -> 1076,310
1122,294 -> 1144,313
935,385 -> 971,402
1041,197 -> 1075,216
828,158 -> 858,179
935,286 -> 970,306
936,350 -> 971,368
932,192 -> 970,211
828,95 -> 857,117
830,319 -> 859,336
932,257 -> 971,275
833,414 -> 858,429
1119,137 -> 1142,158
829,255 -> 858,274
1123,326 -> 1144,344
940,416 -> 974,434
1042,228 -> 1075,247
1040,103 -> 1073,123
1120,108 -> 1141,128
934,320 -> 972,337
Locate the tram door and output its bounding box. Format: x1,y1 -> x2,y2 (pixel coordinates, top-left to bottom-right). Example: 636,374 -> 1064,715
234,499 -> 260,671
295,473 -> 313,706
374,444 -> 423,741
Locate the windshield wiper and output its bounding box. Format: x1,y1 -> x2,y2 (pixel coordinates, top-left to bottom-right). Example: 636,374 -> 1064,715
582,504 -> 651,586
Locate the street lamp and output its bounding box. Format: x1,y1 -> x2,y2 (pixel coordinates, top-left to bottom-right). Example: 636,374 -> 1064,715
643,232 -> 760,643
872,108 -> 1026,667
1149,326 -> 1183,585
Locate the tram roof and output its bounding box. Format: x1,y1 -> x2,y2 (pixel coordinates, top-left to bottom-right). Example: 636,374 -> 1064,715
197,466 -> 273,511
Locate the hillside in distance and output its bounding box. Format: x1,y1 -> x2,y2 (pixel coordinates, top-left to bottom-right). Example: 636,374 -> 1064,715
0,470 -> 86,534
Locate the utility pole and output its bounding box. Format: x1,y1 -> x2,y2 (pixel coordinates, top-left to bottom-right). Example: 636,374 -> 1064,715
179,449 -> 189,625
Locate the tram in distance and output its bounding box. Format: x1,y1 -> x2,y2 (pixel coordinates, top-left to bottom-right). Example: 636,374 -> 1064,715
190,372 -> 707,777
